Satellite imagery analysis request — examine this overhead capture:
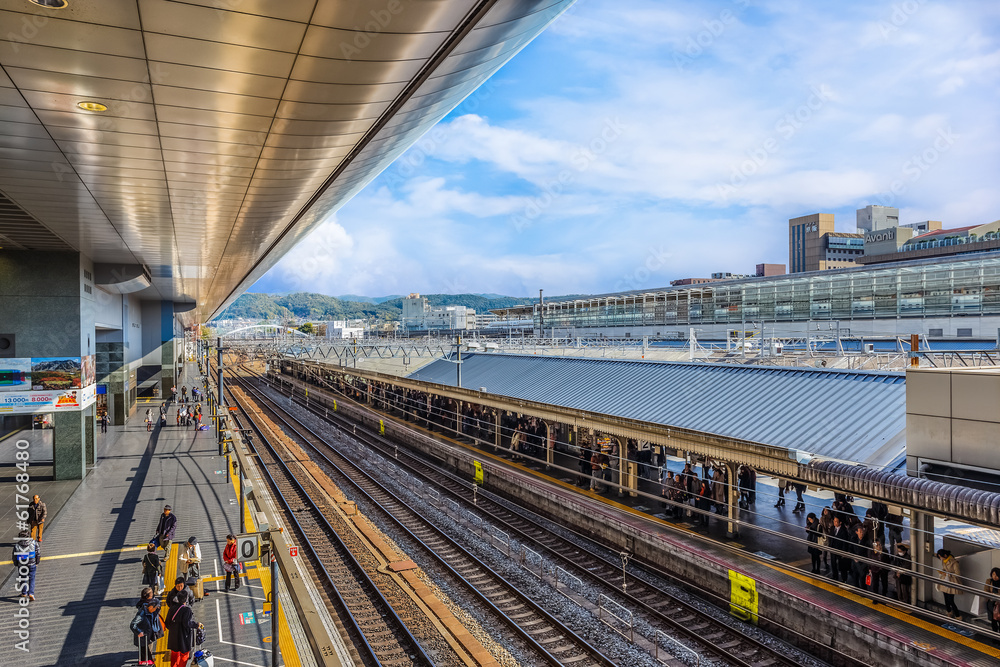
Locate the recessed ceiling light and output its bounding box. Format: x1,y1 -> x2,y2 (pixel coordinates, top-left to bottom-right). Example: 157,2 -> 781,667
77,101 -> 108,112
29,0 -> 68,8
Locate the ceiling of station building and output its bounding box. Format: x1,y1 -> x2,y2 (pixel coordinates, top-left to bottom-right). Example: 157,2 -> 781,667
0,0 -> 573,324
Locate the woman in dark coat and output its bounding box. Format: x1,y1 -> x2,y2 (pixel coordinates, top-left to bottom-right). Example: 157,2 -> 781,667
984,567 -> 1000,637
165,602 -> 202,666
696,480 -> 713,526
805,513 -> 822,574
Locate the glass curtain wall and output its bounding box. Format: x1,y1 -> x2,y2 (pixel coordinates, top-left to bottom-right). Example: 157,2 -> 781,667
534,256 -> 1000,328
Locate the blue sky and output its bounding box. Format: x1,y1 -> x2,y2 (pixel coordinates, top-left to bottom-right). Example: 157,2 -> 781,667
253,0 -> 1000,298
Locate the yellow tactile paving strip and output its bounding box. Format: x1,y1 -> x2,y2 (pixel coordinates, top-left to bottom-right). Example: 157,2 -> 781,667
292,376 -> 1000,663
232,458 -> 303,667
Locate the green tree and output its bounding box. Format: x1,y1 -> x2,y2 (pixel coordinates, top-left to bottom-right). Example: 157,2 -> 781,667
298,322 -> 315,335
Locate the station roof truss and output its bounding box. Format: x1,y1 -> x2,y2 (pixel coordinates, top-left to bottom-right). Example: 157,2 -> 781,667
0,0 -> 573,323
406,353 -> 907,469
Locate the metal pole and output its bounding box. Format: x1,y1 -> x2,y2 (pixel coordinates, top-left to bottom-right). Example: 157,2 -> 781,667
239,465 -> 245,534
271,553 -> 279,667
457,335 -> 462,388
217,337 -> 224,455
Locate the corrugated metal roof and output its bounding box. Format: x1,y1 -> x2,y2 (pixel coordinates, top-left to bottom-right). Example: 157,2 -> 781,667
408,354 -> 906,468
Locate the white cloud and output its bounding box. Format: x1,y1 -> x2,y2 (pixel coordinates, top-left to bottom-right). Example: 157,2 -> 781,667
258,0 -> 1000,299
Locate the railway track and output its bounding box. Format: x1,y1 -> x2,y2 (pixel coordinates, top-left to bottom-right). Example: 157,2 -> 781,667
224,384 -> 433,667
250,367 -> 859,667
230,371 -> 617,667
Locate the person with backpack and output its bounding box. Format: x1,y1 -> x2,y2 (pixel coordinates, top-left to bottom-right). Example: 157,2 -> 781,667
165,600 -> 203,667
11,529 -> 40,601
131,598 -> 164,665
141,542 -> 163,595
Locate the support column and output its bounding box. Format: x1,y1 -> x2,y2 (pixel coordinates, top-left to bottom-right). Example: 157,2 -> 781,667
85,404 -> 95,467
53,410 -> 86,480
912,510 -> 934,607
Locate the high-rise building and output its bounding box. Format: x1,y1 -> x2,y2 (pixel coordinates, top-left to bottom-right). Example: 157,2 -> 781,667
856,204 -> 900,232
789,214 -> 863,272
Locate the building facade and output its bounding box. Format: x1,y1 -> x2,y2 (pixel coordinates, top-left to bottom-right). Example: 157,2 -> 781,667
856,204 -> 900,232
860,221 -> 1000,266
493,253 -> 1000,339
789,213 -> 863,272
402,293 -> 475,330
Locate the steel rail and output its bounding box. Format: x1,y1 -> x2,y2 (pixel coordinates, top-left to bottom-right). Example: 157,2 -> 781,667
231,370 -> 616,667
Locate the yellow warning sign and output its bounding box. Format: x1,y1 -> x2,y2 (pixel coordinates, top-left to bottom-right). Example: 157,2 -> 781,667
379,419 -> 385,435
729,570 -> 758,624
473,460 -> 484,485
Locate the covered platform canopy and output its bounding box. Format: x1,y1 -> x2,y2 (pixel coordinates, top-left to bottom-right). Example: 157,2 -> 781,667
408,353 -> 907,469
0,0 -> 574,325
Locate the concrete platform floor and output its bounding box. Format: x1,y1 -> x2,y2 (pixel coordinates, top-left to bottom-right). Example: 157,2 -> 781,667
0,368 -> 314,667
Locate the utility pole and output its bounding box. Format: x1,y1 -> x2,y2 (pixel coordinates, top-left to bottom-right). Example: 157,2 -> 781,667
456,335 -> 462,388
217,337 -> 224,455
270,553 -> 279,667
538,289 -> 544,338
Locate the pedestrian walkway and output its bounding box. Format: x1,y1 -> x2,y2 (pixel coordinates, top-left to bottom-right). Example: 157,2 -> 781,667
0,367 -> 312,666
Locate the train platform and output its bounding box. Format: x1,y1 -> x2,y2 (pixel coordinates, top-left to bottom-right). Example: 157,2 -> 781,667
273,370 -> 1000,666
0,369 -> 317,667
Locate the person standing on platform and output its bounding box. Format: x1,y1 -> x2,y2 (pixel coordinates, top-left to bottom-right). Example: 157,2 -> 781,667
805,513 -> 823,574
829,515 -> 850,582
181,386 -> 187,403
141,542 -> 163,595
179,537 -> 201,580
818,508 -> 835,573
223,534 -> 241,591
660,468 -> 674,511
170,385 -> 177,403
792,483 -> 807,513
935,549 -> 962,619
154,505 -> 177,557
165,600 -> 203,667
590,447 -> 608,493
774,479 -> 786,508
695,480 -> 712,526
166,577 -> 194,614
131,597 -> 164,666
894,544 -> 913,603
577,443 -> 592,487
984,567 -> 1000,640
711,465 -> 727,515
869,541 -> 892,598
145,408 -> 153,432
28,494 -> 46,542
100,411 -> 109,433
11,529 -> 39,601
850,524 -> 871,590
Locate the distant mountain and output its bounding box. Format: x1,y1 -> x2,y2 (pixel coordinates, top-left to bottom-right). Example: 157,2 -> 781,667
215,291 -> 563,322
33,359 -> 81,372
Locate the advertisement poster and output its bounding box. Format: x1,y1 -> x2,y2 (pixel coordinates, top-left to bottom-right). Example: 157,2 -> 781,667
0,358 -> 31,392
0,357 -> 96,415
81,355 -> 95,388
31,357 -> 81,390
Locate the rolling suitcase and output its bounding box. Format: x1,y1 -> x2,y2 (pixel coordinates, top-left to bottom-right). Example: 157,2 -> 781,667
187,576 -> 205,601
